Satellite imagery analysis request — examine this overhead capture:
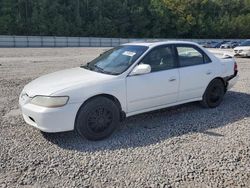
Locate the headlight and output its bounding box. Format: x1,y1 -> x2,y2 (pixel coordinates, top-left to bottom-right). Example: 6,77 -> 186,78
30,96 -> 69,108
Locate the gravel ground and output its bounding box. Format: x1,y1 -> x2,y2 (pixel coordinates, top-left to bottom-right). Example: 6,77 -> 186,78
0,48 -> 250,188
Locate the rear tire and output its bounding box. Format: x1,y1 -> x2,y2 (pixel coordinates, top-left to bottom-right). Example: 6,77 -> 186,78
201,79 -> 225,108
75,97 -> 120,141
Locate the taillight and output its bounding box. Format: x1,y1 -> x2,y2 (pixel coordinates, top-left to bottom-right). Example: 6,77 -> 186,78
234,62 -> 238,72
234,62 -> 238,71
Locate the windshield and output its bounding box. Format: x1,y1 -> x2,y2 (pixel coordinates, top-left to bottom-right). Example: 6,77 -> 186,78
239,40 -> 250,46
82,45 -> 148,75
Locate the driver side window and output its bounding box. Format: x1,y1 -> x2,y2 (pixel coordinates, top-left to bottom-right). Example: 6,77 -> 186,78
141,46 -> 176,72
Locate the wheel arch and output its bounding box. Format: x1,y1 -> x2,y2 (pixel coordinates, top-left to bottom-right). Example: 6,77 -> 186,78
204,77 -> 227,97
201,77 -> 227,108
213,77 -> 228,92
74,94 -> 125,129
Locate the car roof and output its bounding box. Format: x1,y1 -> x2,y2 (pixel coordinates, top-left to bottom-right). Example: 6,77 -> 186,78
122,40 -> 199,48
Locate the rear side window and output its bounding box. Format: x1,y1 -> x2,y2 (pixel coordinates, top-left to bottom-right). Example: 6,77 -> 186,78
177,46 -> 211,67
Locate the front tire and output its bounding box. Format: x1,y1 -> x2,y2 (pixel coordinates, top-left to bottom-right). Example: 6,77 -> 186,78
75,97 -> 120,141
201,79 -> 225,108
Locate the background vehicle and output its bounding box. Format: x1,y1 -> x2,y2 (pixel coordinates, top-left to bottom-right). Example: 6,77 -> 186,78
220,41 -> 239,49
209,41 -> 221,48
199,41 -> 219,48
214,41 -> 230,48
234,39 -> 250,57
19,41 -> 238,140
197,42 -> 207,48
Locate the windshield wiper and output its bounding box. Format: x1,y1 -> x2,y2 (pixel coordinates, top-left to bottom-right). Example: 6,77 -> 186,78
94,65 -> 105,72
80,62 -> 93,70
94,65 -> 118,75
81,63 -> 117,75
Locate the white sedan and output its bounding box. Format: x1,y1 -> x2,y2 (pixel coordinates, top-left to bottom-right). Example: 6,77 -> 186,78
19,41 -> 238,140
234,40 -> 250,57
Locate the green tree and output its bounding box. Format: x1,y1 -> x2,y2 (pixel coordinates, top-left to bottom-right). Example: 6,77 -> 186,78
0,0 -> 249,38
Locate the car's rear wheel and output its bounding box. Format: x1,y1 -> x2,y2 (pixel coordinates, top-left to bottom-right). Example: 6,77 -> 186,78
75,97 -> 120,141
201,79 -> 225,108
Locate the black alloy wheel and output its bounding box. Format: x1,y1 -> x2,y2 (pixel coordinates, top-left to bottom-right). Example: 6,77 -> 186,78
75,97 -> 120,141
201,79 -> 225,108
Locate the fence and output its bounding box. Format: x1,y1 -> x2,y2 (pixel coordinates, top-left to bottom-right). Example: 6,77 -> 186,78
0,35 -> 245,48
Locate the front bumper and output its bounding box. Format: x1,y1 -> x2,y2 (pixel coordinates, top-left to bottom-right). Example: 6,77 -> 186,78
19,97 -> 81,133
234,50 -> 250,57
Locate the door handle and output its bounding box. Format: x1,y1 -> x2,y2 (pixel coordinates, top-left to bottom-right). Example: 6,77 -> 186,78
168,77 -> 176,82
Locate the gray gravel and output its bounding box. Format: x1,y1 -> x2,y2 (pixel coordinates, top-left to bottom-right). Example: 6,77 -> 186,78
0,48 -> 250,188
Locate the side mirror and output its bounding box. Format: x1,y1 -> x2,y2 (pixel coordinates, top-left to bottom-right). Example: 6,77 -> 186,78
130,64 -> 151,76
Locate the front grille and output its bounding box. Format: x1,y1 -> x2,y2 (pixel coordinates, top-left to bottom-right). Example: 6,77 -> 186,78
235,50 -> 243,53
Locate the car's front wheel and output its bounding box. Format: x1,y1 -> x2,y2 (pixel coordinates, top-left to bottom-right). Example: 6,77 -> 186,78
201,79 -> 225,108
75,97 -> 120,141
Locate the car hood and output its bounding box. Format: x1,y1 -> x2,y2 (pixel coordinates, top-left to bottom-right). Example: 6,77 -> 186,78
234,46 -> 250,50
23,67 -> 115,97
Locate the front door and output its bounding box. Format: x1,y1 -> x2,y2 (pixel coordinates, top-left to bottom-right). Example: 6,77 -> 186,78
126,45 -> 179,113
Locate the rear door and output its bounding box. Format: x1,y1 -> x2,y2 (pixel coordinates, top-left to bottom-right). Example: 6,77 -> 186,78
126,45 -> 179,113
175,44 -> 215,101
